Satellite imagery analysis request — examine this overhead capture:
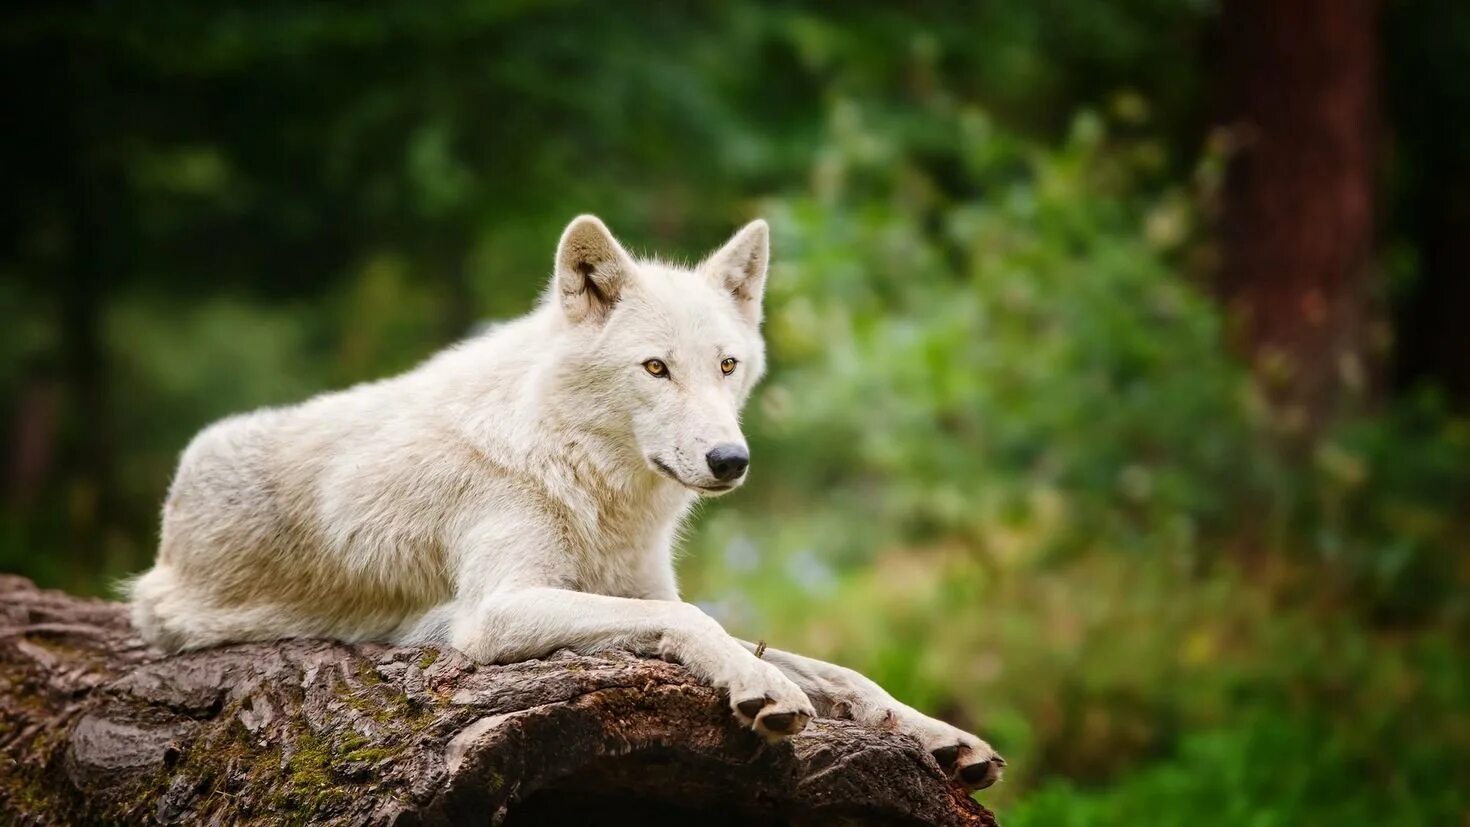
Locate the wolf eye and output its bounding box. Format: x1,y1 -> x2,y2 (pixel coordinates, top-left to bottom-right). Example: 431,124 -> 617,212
643,359 -> 669,378
720,357 -> 738,375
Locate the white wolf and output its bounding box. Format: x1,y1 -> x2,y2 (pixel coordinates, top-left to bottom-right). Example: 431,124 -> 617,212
127,215 -> 1003,789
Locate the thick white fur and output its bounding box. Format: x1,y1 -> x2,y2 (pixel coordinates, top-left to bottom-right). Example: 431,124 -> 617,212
127,216 -> 1001,783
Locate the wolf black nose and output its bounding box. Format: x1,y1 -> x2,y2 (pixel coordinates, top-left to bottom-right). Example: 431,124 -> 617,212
706,444 -> 749,482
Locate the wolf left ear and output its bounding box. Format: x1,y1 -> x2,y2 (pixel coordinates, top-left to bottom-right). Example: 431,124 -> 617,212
555,215 -> 637,325
704,219 -> 769,326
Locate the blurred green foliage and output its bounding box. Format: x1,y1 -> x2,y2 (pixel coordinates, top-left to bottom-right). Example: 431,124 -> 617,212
684,91 -> 1469,822
2,2 -> 1467,823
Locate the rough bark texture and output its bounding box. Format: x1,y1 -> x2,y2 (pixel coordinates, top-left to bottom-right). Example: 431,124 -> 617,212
1219,0 -> 1380,431
0,576 -> 996,826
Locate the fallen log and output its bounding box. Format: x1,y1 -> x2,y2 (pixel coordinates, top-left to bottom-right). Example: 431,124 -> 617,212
0,575 -> 997,825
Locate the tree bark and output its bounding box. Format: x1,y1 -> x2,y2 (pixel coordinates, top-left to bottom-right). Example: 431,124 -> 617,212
1218,0 -> 1381,432
0,576 -> 996,826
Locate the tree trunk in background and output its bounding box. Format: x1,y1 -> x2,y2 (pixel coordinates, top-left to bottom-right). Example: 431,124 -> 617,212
0,576 -> 996,826
59,45 -> 116,565
1218,0 -> 1380,434
1393,164 -> 1470,407
1386,0 -> 1470,408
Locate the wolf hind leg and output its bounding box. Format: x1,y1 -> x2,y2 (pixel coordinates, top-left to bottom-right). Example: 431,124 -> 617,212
125,565 -> 289,652
125,564 -> 240,652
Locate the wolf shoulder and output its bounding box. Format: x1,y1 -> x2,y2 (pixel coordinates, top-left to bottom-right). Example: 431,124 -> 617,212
163,311 -> 552,555
181,309 -> 549,468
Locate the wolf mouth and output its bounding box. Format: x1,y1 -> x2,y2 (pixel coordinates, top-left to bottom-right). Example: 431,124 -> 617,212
650,457 -> 736,492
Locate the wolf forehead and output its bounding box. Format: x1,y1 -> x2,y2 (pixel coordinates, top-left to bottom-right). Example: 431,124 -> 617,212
553,214 -> 771,370
608,265 -> 761,346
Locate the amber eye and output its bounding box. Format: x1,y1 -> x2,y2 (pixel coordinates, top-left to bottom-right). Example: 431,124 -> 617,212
643,359 -> 669,378
720,357 -> 738,376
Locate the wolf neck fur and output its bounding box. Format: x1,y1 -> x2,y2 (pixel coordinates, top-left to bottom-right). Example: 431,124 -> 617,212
445,315 -> 694,538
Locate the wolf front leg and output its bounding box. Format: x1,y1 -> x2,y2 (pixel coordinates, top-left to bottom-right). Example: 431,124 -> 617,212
448,589 -> 814,739
740,641 -> 1005,789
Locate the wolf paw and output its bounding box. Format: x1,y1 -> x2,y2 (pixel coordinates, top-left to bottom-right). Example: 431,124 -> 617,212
914,718 -> 1005,790
728,665 -> 815,741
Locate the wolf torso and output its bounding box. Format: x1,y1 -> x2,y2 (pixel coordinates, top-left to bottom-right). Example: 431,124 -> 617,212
134,302 -> 696,651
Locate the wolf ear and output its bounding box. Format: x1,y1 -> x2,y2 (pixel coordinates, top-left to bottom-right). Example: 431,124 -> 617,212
555,215 -> 636,325
704,219 -> 769,325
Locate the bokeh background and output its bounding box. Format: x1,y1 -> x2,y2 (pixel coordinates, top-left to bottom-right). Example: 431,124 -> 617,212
3,1 -> 1468,823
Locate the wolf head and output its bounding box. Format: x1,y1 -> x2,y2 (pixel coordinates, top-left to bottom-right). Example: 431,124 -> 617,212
550,215 -> 769,496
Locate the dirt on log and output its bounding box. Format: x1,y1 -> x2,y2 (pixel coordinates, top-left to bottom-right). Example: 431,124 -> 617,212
0,576 -> 997,826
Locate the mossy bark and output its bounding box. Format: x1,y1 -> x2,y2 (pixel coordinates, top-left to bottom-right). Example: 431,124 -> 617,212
0,576 -> 997,826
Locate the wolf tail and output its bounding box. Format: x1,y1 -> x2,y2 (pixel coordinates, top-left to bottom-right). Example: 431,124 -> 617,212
121,565 -> 187,652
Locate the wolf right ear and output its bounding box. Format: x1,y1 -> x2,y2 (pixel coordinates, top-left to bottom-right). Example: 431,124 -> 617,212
555,215 -> 636,325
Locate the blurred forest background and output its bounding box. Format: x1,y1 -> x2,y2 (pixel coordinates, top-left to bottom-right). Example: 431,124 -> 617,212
3,1 -> 1468,823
